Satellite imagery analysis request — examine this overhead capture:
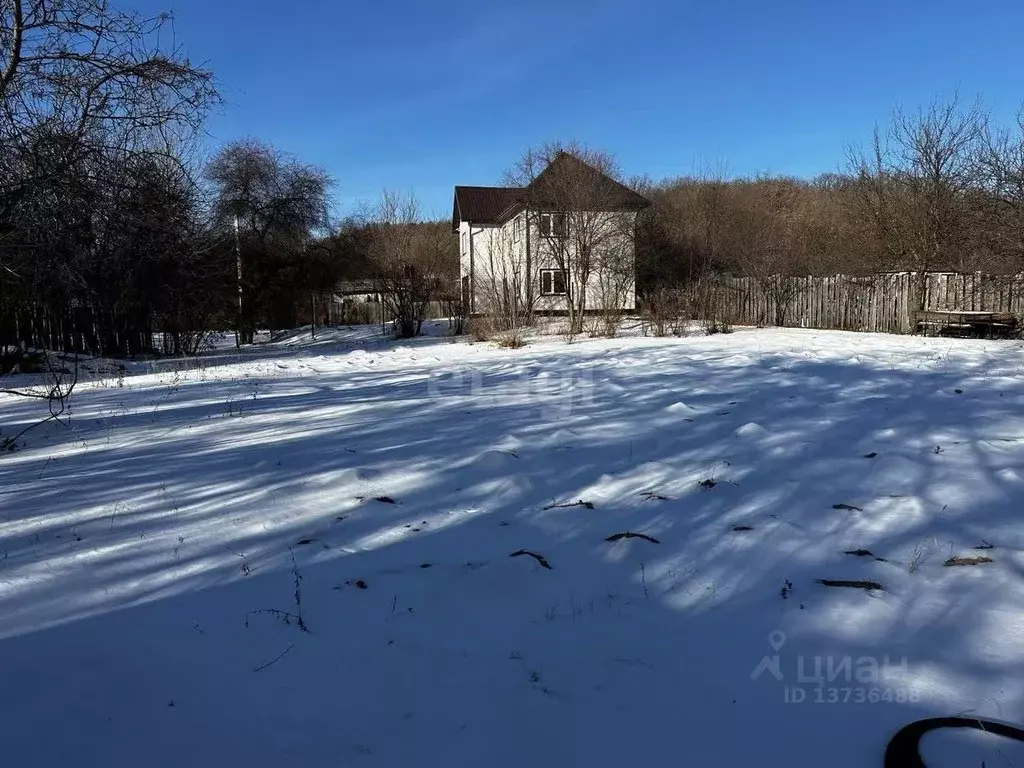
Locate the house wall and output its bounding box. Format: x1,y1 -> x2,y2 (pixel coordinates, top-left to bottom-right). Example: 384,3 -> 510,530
459,216 -> 527,316
529,210 -> 637,314
457,220 -> 471,310
458,210 -> 637,316
477,216 -> 527,316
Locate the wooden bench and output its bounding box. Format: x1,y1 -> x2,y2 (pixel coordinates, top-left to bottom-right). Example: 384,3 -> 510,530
913,310 -> 1019,338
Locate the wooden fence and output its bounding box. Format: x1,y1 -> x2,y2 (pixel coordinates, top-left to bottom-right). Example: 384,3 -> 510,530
331,296 -> 452,326
0,304 -> 153,358
687,272 -> 1024,335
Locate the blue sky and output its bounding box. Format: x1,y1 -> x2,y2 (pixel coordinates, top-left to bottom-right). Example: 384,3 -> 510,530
139,0 -> 1024,218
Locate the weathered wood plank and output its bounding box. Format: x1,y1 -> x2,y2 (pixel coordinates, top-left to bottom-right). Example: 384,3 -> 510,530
679,272 -> 1024,336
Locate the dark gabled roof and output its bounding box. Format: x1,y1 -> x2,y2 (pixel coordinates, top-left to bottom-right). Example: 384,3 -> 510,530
452,186 -> 524,231
452,153 -> 650,231
526,152 -> 651,213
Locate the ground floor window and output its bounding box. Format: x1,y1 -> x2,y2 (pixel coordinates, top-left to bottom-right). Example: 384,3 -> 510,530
540,269 -> 567,296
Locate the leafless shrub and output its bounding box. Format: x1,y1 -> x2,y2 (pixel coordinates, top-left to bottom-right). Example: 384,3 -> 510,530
468,316 -> 495,343
496,329 -> 527,349
908,537 -> 941,573
695,276 -> 736,334
363,192 -> 455,339
475,224 -> 533,333
442,298 -> 466,336
583,315 -> 603,338
600,310 -> 624,337
640,288 -> 688,336
594,225 -> 636,337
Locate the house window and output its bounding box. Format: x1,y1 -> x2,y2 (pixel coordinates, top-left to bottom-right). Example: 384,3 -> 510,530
512,216 -> 521,242
539,212 -> 567,238
461,232 -> 467,255
540,269 -> 567,296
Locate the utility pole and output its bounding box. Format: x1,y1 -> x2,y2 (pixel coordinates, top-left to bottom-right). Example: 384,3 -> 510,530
304,237 -> 316,341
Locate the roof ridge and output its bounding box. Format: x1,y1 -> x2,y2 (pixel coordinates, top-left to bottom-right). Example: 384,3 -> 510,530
454,184 -> 523,191
453,154 -> 649,231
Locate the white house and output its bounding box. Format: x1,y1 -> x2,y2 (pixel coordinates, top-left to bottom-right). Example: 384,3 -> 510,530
452,152 -> 650,317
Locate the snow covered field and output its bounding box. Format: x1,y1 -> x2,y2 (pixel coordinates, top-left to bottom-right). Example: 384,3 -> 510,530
3,325 -> 1024,767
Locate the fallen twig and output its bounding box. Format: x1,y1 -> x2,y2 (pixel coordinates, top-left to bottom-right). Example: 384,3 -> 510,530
542,500 -> 594,511
510,550 -> 552,569
817,579 -> 884,590
605,531 -> 660,544
844,549 -> 887,562
253,643 -> 295,673
245,607 -> 307,631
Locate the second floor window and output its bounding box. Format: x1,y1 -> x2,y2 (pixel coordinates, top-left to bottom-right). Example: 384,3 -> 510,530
512,216 -> 522,242
539,212 -> 567,238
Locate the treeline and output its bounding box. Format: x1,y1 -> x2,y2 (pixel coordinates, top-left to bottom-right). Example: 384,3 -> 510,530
0,1 -> 455,366
637,95 -> 1024,294
3,3 -> 1024,365
0,1 -> 220,364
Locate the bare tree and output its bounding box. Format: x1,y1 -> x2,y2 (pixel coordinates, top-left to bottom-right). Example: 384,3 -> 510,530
365,191 -> 455,338
628,93 -> 1024,323
0,1 -> 217,209
647,162 -> 732,283
0,350 -> 77,450
475,222 -> 532,332
0,0 -> 217,449
507,142 -> 644,336
848,93 -> 986,280
593,226 -> 635,336
731,178 -> 808,326
206,140 -> 331,344
976,109 -> 1024,271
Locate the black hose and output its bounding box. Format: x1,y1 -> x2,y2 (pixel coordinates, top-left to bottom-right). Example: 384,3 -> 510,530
885,717 -> 1024,768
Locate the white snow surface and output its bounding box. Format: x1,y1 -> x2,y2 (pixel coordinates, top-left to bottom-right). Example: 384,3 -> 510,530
3,324 -> 1024,766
